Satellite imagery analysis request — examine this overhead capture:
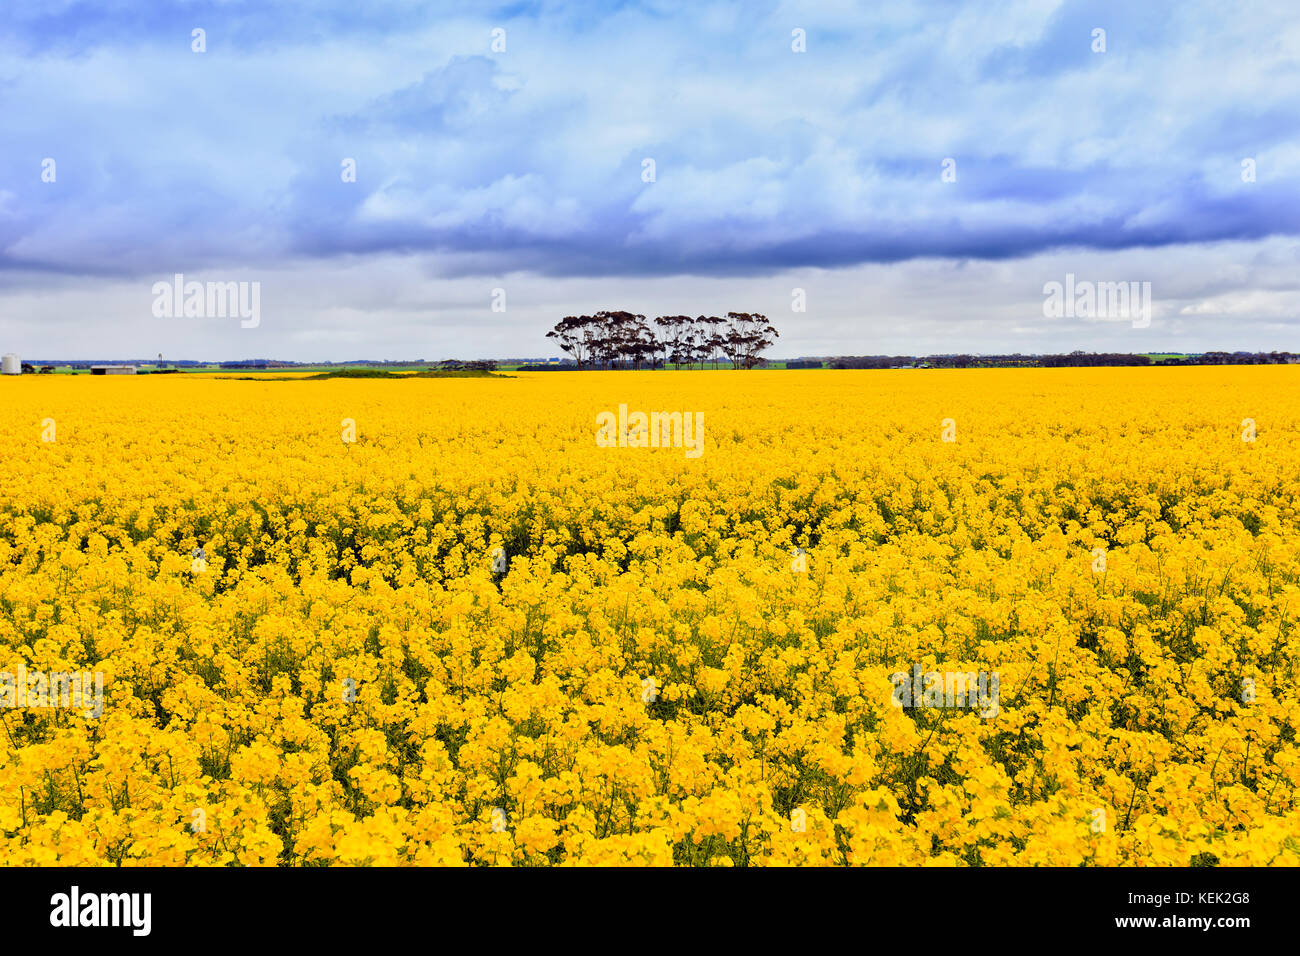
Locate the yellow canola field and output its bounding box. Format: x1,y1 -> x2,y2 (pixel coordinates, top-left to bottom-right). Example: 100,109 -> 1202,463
1,368 -> 1298,866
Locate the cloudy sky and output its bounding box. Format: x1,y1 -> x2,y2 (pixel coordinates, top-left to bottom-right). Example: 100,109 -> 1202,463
1,0 -> 1298,360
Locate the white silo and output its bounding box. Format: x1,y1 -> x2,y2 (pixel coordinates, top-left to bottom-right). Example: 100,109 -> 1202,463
1,354 -> 20,375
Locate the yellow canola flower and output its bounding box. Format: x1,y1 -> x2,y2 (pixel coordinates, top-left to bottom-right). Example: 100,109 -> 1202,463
0,367 -> 1296,866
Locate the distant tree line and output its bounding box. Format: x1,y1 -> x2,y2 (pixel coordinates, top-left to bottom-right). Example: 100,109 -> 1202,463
432,359 -> 498,372
825,351 -> 1299,369
1039,352 -> 1154,367
1156,351 -> 1297,366
546,311 -> 779,369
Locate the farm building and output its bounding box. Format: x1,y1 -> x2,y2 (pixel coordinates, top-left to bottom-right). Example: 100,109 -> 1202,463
90,365 -> 137,375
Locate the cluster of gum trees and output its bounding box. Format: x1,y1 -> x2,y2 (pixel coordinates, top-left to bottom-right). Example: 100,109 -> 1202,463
546,311 -> 779,369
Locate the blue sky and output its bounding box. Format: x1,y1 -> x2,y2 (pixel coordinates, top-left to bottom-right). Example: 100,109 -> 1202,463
1,0 -> 1298,359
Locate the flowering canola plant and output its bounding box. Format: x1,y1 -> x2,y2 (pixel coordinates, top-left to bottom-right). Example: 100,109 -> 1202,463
0,368 -> 1298,866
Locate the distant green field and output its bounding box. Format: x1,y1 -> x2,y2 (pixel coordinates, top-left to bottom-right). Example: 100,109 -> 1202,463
44,363 -> 433,375
504,362 -> 792,370
38,361 -> 801,374
303,368 -> 503,380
